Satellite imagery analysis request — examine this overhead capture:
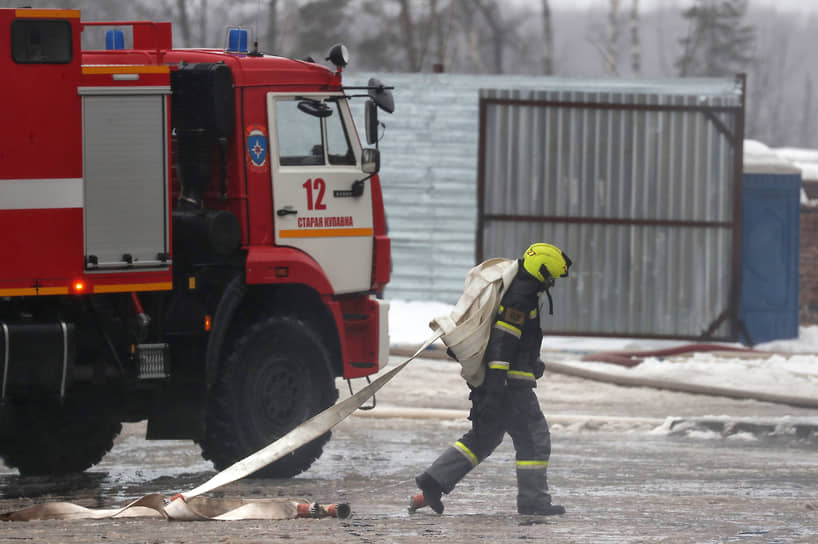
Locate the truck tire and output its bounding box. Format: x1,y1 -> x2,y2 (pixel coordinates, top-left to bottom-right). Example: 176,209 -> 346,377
0,390 -> 122,476
201,315 -> 339,478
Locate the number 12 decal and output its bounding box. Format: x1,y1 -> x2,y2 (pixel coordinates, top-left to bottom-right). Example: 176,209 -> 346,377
303,178 -> 327,210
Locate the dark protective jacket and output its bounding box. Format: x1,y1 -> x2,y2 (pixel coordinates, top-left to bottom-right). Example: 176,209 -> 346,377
421,258 -> 558,513
483,260 -> 544,391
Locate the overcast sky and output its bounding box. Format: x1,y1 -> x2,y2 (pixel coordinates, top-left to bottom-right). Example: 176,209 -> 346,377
517,0 -> 816,14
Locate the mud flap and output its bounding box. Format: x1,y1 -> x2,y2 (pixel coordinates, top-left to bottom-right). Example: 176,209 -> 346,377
1,321 -> 74,400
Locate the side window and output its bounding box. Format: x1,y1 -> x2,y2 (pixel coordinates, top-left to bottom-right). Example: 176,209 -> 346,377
275,98 -> 356,167
11,19 -> 72,64
276,100 -> 324,166
326,101 -> 355,166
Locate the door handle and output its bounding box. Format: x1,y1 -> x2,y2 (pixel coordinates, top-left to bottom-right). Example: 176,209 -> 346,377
276,208 -> 298,216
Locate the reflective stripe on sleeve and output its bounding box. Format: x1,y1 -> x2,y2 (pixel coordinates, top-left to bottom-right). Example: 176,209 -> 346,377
454,441 -> 479,467
488,360 -> 510,371
494,320 -> 522,338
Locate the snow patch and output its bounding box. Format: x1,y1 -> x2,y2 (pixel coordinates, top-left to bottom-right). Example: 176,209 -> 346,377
650,415 -> 818,444
389,299 -> 818,403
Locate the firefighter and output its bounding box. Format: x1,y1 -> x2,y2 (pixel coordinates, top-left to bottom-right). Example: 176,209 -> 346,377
415,243 -> 572,516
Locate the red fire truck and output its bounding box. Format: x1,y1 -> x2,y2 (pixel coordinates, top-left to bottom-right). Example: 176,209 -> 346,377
0,7 -> 393,477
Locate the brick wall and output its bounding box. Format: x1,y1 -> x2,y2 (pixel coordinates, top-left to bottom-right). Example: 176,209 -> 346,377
801,205 -> 818,324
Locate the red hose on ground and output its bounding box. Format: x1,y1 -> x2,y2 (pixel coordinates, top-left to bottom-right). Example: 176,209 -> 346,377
580,343 -> 765,367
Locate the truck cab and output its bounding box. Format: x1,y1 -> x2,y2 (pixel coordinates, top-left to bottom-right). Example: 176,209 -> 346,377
0,8 -> 393,477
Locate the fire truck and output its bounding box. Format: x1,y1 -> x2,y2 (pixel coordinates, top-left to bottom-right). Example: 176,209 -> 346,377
0,8 -> 393,477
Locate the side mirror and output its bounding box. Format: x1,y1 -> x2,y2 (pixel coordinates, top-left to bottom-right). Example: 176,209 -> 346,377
365,99 -> 378,146
368,77 -> 395,113
298,99 -> 333,118
361,148 -> 380,175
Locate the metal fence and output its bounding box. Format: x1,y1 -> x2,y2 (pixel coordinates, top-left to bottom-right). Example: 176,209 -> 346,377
346,73 -> 608,303
346,73 -> 485,302
478,76 -> 746,339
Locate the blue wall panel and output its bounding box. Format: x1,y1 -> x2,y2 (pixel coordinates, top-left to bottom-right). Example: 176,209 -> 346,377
739,173 -> 801,343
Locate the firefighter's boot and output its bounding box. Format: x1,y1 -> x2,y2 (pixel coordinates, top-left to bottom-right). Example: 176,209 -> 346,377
417,445 -> 476,514
516,464 -> 565,516
415,472 -> 444,514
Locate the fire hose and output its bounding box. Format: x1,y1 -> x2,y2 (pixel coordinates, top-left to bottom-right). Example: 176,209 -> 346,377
548,343 -> 818,409
579,343 -> 764,367
1,333 -> 443,522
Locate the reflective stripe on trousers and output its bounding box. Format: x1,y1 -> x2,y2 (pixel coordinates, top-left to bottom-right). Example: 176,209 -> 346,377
423,387 -> 552,500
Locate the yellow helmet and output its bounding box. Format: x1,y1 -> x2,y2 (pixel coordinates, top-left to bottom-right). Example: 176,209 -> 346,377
522,243 -> 572,284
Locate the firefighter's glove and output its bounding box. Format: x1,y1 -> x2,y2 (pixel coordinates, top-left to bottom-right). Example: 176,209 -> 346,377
476,389 -> 508,428
534,359 -> 546,379
484,367 -> 507,393
483,390 -> 506,414
446,347 -> 459,362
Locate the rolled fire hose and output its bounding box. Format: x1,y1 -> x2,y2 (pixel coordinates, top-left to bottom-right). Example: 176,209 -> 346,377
2,332 -> 444,522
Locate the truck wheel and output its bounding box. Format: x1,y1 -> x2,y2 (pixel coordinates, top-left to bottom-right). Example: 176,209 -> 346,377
0,389 -> 122,476
202,315 -> 339,478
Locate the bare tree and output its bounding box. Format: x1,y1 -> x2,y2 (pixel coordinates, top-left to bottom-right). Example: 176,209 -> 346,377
651,6 -> 673,76
473,0 -> 508,73
542,0 -> 554,75
586,0 -> 622,75
630,0 -> 640,75
398,0 -> 421,71
746,26 -> 789,146
129,0 -> 175,24
265,0 -> 278,53
165,0 -> 211,48
199,0 -> 207,47
801,75 -> 814,146
430,0 -> 453,71
443,0 -> 485,72
606,0 -> 620,74
359,0 -> 450,72
292,0 -> 352,61
175,0 -> 191,47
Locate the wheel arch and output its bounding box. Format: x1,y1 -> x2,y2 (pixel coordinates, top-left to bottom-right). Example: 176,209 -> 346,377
205,279 -> 342,391
201,313 -> 339,477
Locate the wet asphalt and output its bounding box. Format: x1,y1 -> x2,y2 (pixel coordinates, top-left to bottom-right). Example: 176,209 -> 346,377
0,359 -> 816,543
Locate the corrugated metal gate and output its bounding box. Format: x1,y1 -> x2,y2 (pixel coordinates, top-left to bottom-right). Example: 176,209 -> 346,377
346,73 -> 565,303
477,77 -> 746,340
